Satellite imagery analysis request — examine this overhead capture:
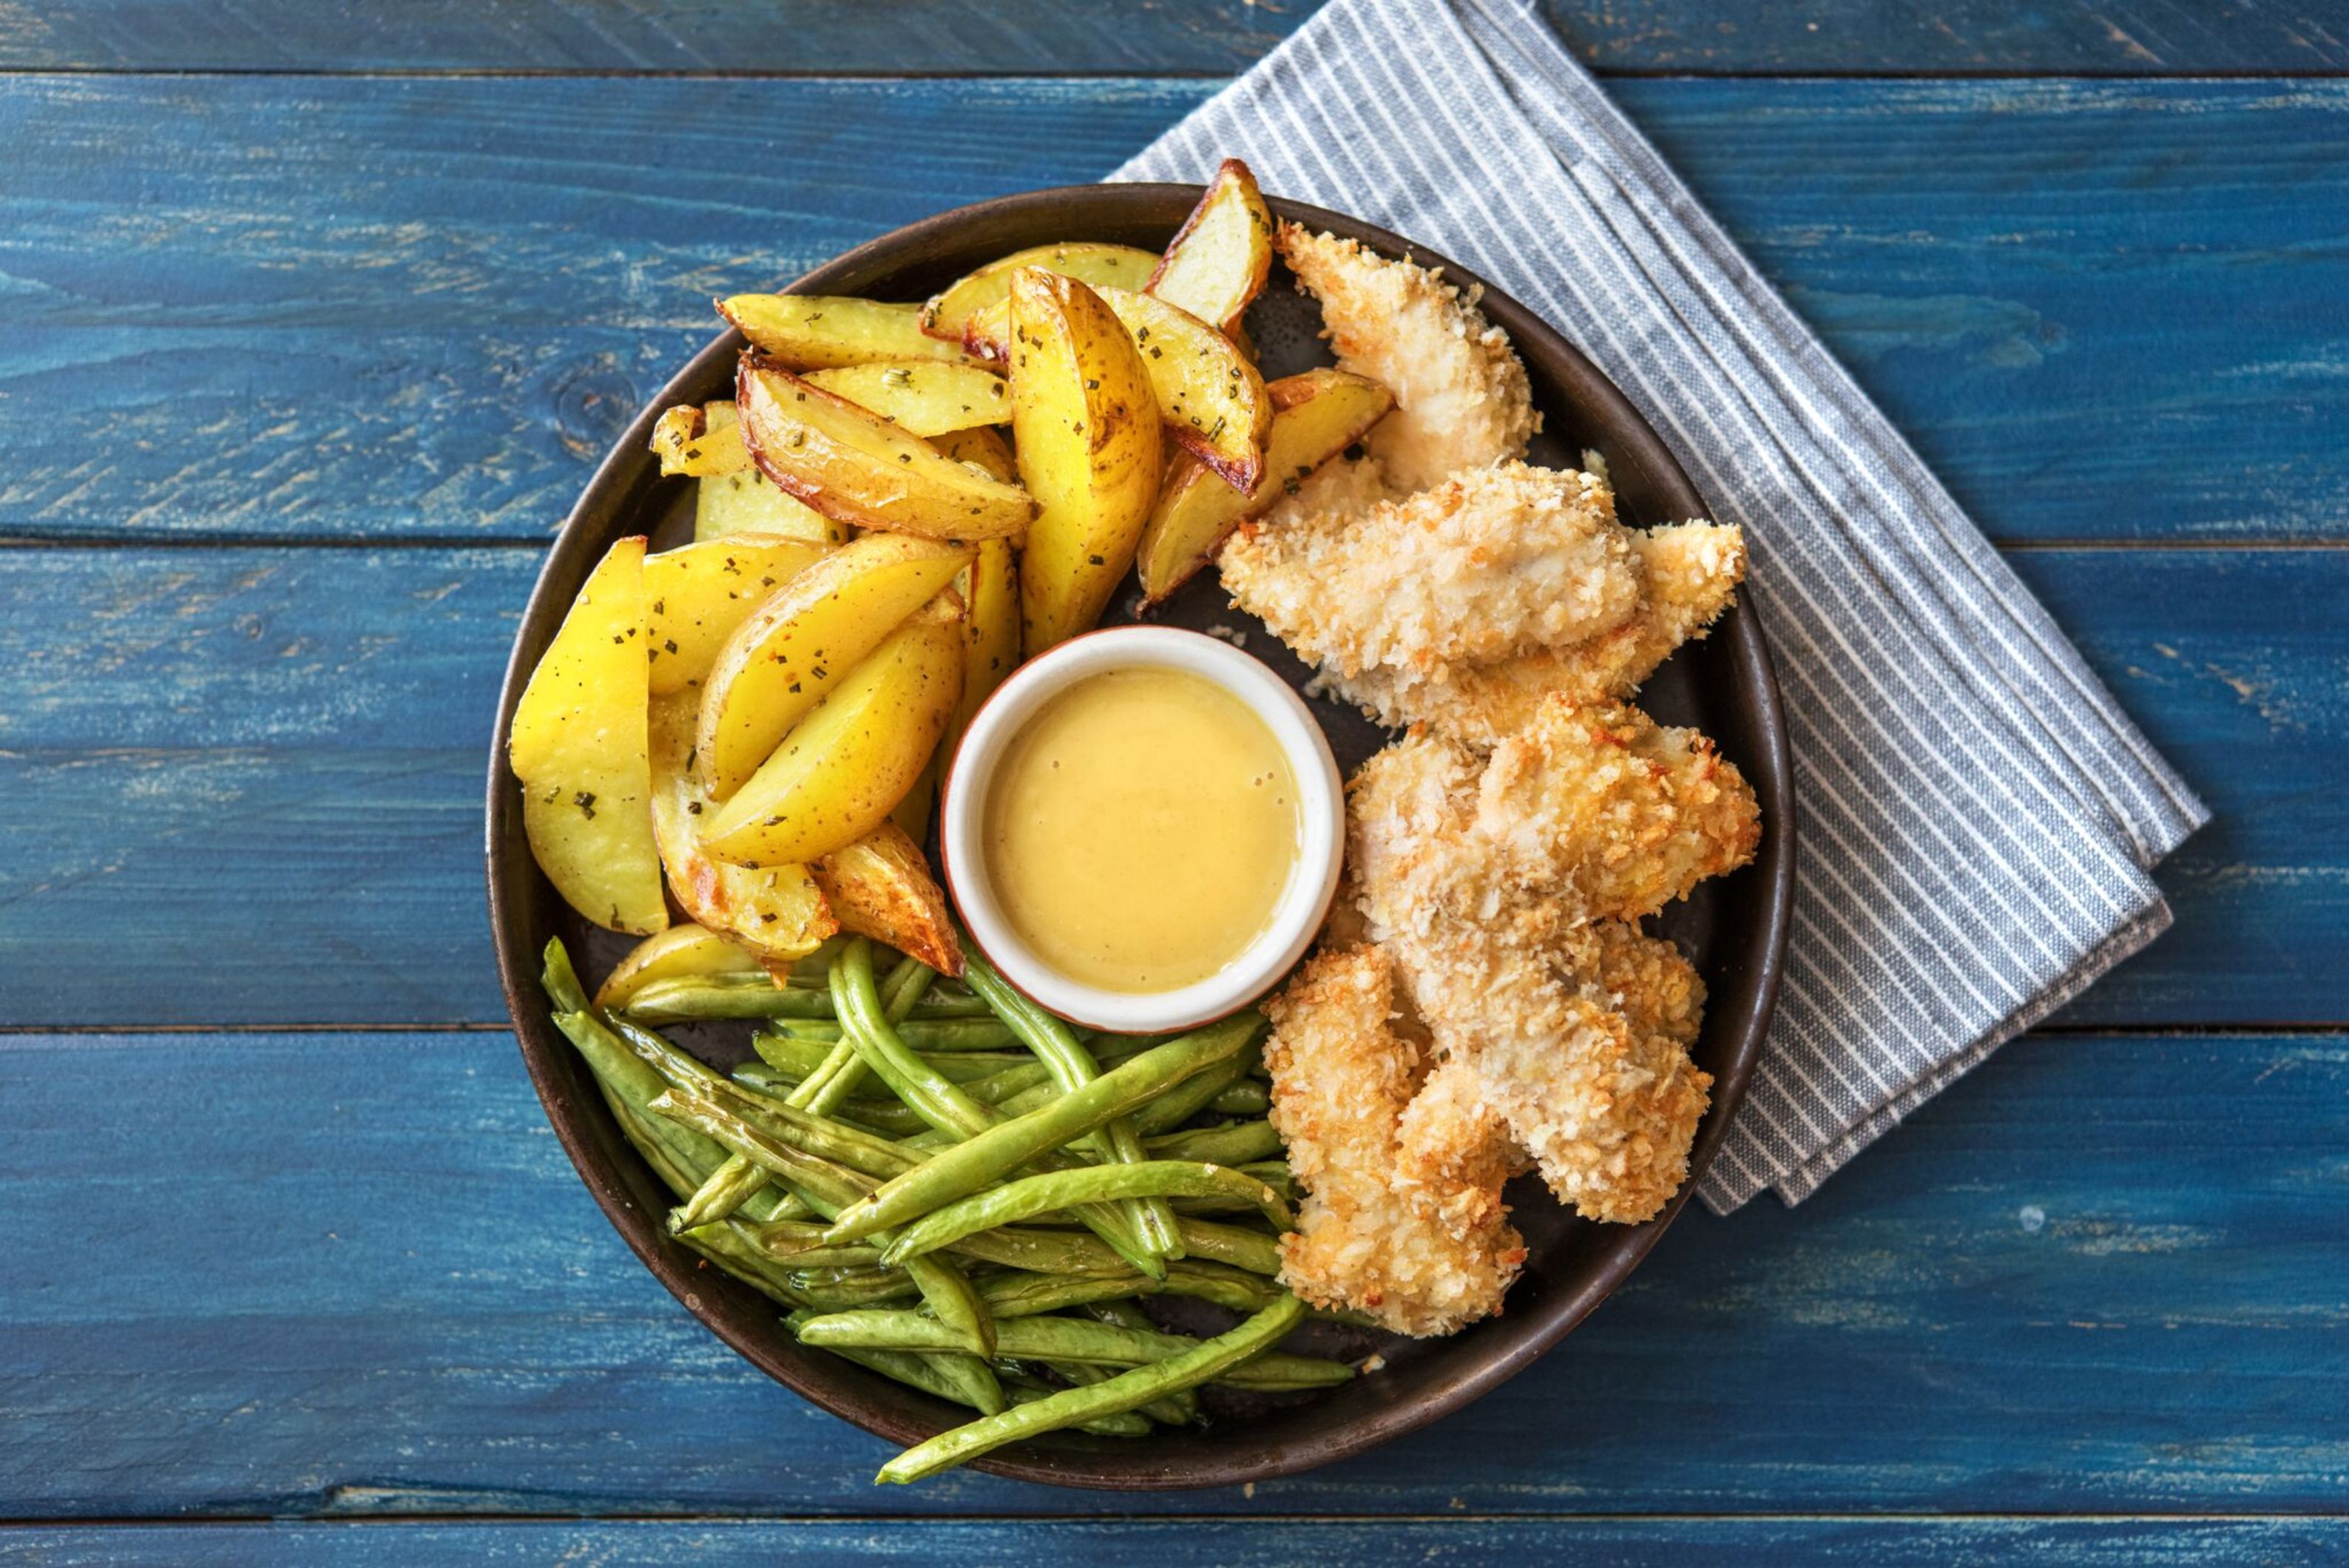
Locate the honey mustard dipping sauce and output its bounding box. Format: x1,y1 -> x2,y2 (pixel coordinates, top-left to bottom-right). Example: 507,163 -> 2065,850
980,666 -> 1301,994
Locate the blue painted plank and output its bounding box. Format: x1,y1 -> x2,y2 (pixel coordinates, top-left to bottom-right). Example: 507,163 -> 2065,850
0,544 -> 2330,1029
2,77 -> 2344,544
3,1516 -> 2345,1565
0,1028 -> 2340,1517
4,0 -> 2342,73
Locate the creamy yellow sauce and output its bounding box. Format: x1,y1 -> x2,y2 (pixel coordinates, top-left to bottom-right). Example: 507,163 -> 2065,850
982,666 -> 1299,993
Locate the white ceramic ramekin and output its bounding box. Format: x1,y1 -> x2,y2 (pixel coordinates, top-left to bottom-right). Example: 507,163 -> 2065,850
939,625 -> 1345,1035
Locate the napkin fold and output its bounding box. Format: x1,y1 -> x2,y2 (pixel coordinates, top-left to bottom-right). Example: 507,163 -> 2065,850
1113,0 -> 2206,1211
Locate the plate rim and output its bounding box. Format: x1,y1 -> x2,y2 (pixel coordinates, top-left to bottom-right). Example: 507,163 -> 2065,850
484,180 -> 1797,1490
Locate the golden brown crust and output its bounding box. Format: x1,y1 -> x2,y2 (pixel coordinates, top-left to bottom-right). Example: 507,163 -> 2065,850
1277,223 -> 1536,492
1264,945 -> 1527,1336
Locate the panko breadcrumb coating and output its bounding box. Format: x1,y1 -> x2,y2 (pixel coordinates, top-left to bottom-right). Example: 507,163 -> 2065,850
1277,223 -> 1536,491
1332,521 -> 1748,741
1222,462 -> 1642,680
1345,700 -> 1753,1225
1264,944 -> 1527,1337
1246,231 -> 1760,1328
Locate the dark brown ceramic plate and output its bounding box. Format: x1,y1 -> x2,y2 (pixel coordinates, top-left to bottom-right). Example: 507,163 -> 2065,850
486,183 -> 1794,1489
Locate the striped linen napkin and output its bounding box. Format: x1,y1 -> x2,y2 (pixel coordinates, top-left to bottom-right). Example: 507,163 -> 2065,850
1112,0 -> 2206,1211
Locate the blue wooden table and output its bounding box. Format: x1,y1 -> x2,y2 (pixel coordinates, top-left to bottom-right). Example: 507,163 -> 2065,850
2,4 -> 2344,1561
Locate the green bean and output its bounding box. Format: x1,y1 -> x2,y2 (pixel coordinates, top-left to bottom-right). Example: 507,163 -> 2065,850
647,1087 -> 877,1216
1078,1299 -> 1157,1334
996,1372 -> 1150,1437
648,1086 -> 1007,1354
668,1155 -> 777,1233
783,1265 -> 922,1312
796,1308 -> 1349,1391
872,1296 -> 1310,1483
615,1019 -> 915,1183
1173,1217 -> 1285,1276
1055,1359 -> 1197,1428
1146,1119 -> 1283,1166
824,1012 -> 1265,1245
970,1259 -> 1276,1319
905,1251 -> 997,1359
785,1309 -> 1002,1416
882,1162 -> 1293,1265
907,993 -> 998,1019
661,1206 -> 809,1310
1206,1080 -> 1271,1118
1131,1037 -> 1263,1135
620,973 -> 834,1023
1157,1259 -> 1286,1314
774,1017 -> 1021,1051
680,956 -> 931,1229
964,948 -> 1183,1262
717,1219 -> 886,1269
938,1224 -> 1138,1280
834,939 -> 1163,1279
834,940 -> 999,1140
977,1271 -> 1145,1319
754,1034 -> 1027,1083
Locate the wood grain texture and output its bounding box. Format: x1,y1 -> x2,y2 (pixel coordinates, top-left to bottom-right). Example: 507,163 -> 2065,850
1,0 -> 2342,74
0,1027 -> 2339,1517
3,1516 -> 2345,1564
3,76 -> 2345,544
1,546 -> 2333,1029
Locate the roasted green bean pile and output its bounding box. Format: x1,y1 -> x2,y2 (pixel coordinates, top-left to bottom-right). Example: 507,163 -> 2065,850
543,932 -> 1348,1482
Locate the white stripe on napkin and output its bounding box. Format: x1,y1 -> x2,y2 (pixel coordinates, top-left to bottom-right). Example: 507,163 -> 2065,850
1112,0 -> 2205,1211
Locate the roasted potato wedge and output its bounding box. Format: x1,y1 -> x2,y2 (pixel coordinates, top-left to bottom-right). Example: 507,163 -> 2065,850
644,533 -> 830,697
648,696 -> 838,961
1096,285 -> 1270,489
948,535 -> 1020,755
813,821 -> 964,976
966,285 -> 1267,489
651,404 -> 751,477
922,242 -> 1161,345
703,604 -> 964,868
1146,158 -> 1275,336
802,360 -> 1010,437
686,403 -> 842,544
510,535 -> 667,934
592,922 -> 765,1009
930,425 -> 1018,484
1138,368 -> 1395,602
737,357 -> 1035,542
695,531 -> 973,798
1008,270 -> 1162,654
957,297 -> 1017,364
720,294 -> 982,370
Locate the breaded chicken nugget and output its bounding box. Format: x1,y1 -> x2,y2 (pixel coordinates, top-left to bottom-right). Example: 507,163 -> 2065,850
1332,521 -> 1747,741
1265,944 -> 1527,1336
1473,697 -> 1762,922
1223,462 -> 1641,680
1278,224 -> 1536,492
1347,701 -> 1751,1221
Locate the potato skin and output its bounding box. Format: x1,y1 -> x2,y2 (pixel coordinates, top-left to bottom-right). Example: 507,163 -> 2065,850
702,605 -> 965,868
813,821 -> 965,976
648,695 -> 839,962
1138,368 -> 1395,604
1144,158 -> 1276,336
1008,270 -> 1163,655
736,357 -> 1033,542
510,535 -> 668,935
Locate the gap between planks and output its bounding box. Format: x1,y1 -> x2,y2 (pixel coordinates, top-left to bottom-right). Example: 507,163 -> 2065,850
2,1510 -> 2345,1527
